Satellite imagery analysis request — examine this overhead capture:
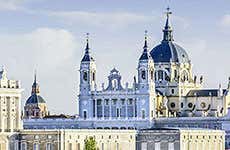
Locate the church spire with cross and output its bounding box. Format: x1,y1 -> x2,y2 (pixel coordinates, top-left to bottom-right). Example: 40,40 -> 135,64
81,33 -> 94,62
32,70 -> 40,95
162,7 -> 174,42
139,30 -> 151,60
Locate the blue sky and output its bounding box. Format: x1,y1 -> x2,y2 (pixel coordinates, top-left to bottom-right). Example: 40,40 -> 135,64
0,0 -> 230,114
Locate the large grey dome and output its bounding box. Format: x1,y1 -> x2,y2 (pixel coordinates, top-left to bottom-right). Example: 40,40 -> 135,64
150,9 -> 190,64
150,41 -> 190,63
26,94 -> 46,104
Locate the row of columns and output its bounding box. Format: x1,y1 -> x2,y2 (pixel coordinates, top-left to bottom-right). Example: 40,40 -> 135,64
94,98 -> 136,119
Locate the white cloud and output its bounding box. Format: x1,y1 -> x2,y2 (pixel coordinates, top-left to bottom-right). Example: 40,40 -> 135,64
47,11 -> 153,28
0,28 -> 79,114
220,14 -> 230,27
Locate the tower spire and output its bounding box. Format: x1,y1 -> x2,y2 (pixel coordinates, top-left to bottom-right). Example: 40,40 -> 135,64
81,33 -> 94,62
162,7 -> 173,42
139,30 -> 150,60
85,33 -> 90,53
143,30 -> 148,49
34,69 -> 37,85
32,70 -> 40,95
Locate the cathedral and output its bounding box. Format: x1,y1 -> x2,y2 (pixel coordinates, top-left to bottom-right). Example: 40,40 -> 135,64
78,8 -> 230,127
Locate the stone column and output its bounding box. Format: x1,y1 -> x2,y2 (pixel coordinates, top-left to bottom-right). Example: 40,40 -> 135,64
95,99 -> 97,119
109,99 -> 112,120
102,99 -> 105,120
133,99 -> 135,118
125,99 -> 128,119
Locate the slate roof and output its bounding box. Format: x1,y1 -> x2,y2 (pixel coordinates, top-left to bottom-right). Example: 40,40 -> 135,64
26,94 -> 46,104
150,41 -> 190,63
186,89 -> 228,97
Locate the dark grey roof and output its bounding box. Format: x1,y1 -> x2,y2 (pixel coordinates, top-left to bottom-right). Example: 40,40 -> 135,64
139,50 -> 151,60
186,89 -> 227,97
26,94 -> 46,104
150,41 -> 190,63
81,53 -> 94,62
81,40 -> 94,62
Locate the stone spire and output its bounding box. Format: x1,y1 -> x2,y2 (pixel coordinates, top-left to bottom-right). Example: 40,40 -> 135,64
81,33 -> 94,62
31,70 -> 40,95
139,30 -> 150,60
162,7 -> 174,42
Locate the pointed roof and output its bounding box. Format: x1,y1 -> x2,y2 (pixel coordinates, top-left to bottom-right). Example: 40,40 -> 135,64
26,71 -> 46,104
150,8 -> 190,64
81,33 -> 94,62
139,30 -> 151,60
162,7 -> 173,42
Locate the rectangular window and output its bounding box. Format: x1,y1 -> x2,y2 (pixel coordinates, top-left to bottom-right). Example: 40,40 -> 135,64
116,108 -> 120,117
14,141 -> 18,150
46,143 -> 52,150
141,142 -> 147,150
121,99 -> 125,105
21,142 -> 27,150
76,143 -> 80,150
105,99 -> 109,105
33,143 -> 39,150
142,110 -> 145,119
69,143 -> 72,150
128,99 -> 133,105
112,99 -> 117,105
97,99 -> 102,105
168,143 -> 174,150
101,143 -> 104,150
116,143 -> 119,150
155,142 -> 160,150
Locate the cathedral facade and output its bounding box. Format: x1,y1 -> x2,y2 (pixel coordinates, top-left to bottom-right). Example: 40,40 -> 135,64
77,9 -> 230,129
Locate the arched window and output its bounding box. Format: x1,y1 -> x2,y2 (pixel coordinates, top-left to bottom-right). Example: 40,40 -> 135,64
112,79 -> 118,90
158,70 -> 164,81
141,70 -> 146,80
83,71 -> 88,81
174,70 -> 177,79
92,72 -> 95,81
181,70 -> 189,82
83,111 -> 87,120
150,70 -> 154,80
141,110 -> 145,119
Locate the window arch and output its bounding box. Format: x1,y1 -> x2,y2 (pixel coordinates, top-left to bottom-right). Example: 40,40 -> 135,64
181,70 -> 189,82
83,71 -> 88,81
141,110 -> 145,119
83,110 -> 87,120
141,70 -> 146,80
158,70 -> 164,81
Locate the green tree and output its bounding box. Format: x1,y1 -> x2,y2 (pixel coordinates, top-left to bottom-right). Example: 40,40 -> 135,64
84,136 -> 97,150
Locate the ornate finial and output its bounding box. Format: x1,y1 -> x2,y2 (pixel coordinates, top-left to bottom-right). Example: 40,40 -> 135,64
166,7 -> 172,17
85,33 -> 90,50
34,69 -> 37,84
144,30 -> 148,39
32,70 -> 40,95
144,30 -> 148,49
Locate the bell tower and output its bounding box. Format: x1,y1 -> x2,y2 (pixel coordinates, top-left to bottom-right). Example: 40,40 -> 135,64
138,31 -> 155,92
137,31 -> 156,120
79,33 -> 96,119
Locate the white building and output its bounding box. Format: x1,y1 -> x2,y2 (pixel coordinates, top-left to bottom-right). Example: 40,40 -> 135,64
22,8 -> 230,149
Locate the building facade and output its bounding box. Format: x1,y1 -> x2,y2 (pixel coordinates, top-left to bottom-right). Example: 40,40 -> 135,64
137,128 -> 225,150
0,67 -> 23,132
